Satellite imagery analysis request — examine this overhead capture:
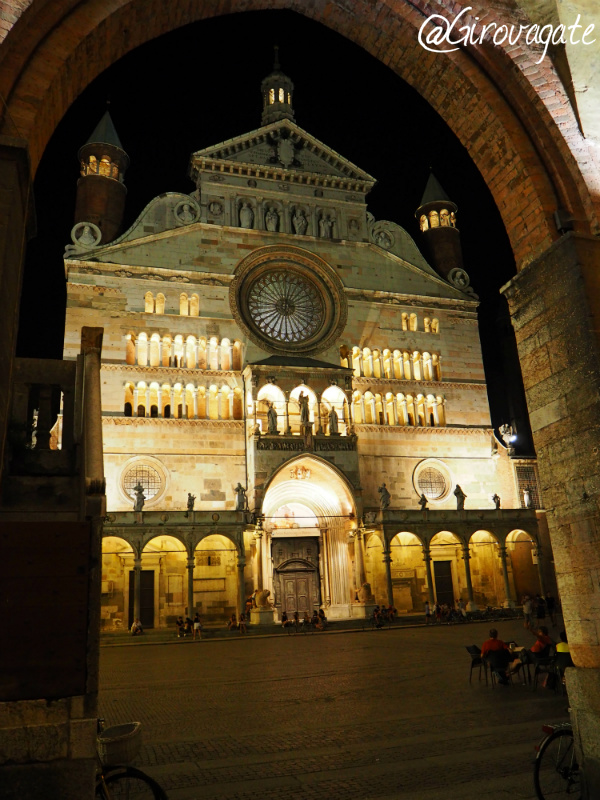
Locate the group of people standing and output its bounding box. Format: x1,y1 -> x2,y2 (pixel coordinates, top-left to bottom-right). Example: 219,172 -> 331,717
424,599 -> 467,624
522,592 -> 557,627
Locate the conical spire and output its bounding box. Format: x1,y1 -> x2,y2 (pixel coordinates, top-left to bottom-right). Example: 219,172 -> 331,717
84,110 -> 125,151
419,172 -> 451,206
261,47 -> 295,126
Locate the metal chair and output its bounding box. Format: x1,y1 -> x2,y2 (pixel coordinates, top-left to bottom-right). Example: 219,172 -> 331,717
486,648 -> 513,688
466,645 -> 488,685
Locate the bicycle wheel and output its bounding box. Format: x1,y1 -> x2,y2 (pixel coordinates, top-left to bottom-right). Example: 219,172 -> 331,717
96,765 -> 167,799
534,727 -> 581,799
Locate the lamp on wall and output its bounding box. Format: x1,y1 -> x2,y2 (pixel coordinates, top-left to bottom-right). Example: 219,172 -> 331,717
499,423 -> 517,457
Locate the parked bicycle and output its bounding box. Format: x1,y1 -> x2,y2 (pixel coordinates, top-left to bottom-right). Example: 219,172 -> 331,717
533,721 -> 581,799
95,719 -> 168,799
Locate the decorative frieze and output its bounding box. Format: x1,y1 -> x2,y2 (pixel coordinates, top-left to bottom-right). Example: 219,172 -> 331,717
103,417 -> 244,428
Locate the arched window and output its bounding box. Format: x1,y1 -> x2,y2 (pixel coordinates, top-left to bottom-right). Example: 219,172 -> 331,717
401,313 -> 408,331
209,337 -> 219,371
416,394 -> 426,426
382,349 -> 392,379
403,352 -> 411,380
393,350 -> 403,379
144,292 -> 154,313
385,392 -> 396,425
374,393 -> 384,425
396,393 -> 408,426
362,347 -> 372,378
136,381 -> 147,417
155,293 -> 165,314
423,352 -> 433,381
352,391 -> 363,424
233,388 -> 243,420
185,336 -> 197,369
196,386 -> 206,419
364,391 -> 375,424
124,383 -> 134,417
352,346 -> 361,377
198,338 -> 207,370
179,293 -> 189,316
372,349 -> 382,378
173,335 -> 184,368
406,394 -> 416,426
162,336 -> 172,368
432,354 -> 441,381
410,313 -> 418,332
424,317 -> 431,333
221,338 -> 231,371
125,334 -> 135,365
436,396 -> 446,426
429,210 -> 440,228
189,294 -> 199,317
220,386 -> 231,420
339,345 -> 350,369
431,318 -> 440,334
137,333 -> 148,367
269,88 -> 275,104
412,351 -> 422,381
161,384 -> 171,418
232,341 -> 242,370
208,385 -> 219,419
149,334 -> 160,367
99,156 -> 111,177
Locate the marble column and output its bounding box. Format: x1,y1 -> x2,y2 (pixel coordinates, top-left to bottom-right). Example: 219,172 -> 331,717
383,538 -> 394,607
186,556 -> 195,618
534,544 -> 547,599
461,541 -> 478,611
133,557 -> 142,622
422,544 -> 435,605
237,557 -> 246,618
354,529 -> 367,588
498,544 -> 515,608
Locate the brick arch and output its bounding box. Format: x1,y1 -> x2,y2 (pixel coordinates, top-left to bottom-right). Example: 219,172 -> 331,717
0,0 -> 597,267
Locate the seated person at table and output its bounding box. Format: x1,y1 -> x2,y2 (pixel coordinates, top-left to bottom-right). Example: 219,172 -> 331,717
556,630 -> 570,653
481,628 -> 512,685
511,625 -> 553,675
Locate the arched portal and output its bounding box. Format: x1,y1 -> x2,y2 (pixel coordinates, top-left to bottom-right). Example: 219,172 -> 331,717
193,534 -> 238,623
506,529 -> 541,601
101,536 -> 133,630
429,531 -> 465,606
142,535 -> 186,629
389,532 -> 426,613
261,455 -> 356,619
469,530 -> 504,608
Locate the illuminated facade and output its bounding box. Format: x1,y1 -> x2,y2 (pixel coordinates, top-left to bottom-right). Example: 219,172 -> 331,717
63,61 -> 551,628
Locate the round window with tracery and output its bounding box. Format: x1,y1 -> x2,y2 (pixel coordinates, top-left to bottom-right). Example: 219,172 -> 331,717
417,467 -> 447,500
230,245 -> 347,356
247,271 -> 324,344
123,464 -> 162,501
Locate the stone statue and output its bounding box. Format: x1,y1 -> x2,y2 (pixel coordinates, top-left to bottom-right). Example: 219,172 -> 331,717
319,215 -> 334,239
376,230 -> 392,249
177,203 -> 195,223
418,493 -> 428,510
419,214 -> 429,232
357,582 -> 375,603
292,209 -> 308,235
133,483 -> 146,512
328,405 -> 339,435
235,483 -> 247,511
239,202 -> 254,229
454,484 -> 467,510
523,488 -> 532,508
265,206 -> 279,232
253,589 -> 271,608
78,224 -> 97,247
378,483 -> 391,510
187,493 -> 196,512
266,401 -> 278,434
298,392 -> 310,425
492,493 -> 501,509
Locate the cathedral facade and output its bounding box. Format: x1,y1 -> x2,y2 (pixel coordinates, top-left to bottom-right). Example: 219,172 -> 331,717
62,61 -> 549,628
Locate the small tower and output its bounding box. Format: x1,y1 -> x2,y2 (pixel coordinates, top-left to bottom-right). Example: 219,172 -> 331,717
74,110 -> 129,244
415,173 -> 464,280
260,46 -> 295,126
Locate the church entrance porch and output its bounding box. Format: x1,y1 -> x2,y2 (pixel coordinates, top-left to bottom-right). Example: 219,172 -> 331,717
258,455 -> 358,621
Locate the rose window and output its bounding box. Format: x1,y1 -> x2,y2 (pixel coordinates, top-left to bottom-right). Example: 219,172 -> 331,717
123,464 -> 162,500
417,467 -> 447,500
247,271 -> 324,343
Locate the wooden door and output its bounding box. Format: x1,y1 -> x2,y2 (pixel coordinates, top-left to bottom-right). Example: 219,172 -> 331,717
433,561 -> 454,606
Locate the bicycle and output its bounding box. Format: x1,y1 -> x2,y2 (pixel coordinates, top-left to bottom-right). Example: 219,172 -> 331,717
96,719 -> 168,798
533,721 -> 581,799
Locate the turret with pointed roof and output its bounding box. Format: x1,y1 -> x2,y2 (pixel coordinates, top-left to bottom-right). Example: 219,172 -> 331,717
415,172 -> 463,280
261,47 -> 295,126
74,110 -> 129,244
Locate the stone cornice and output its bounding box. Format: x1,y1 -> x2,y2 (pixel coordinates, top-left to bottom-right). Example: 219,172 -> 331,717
66,258 -> 233,287
352,377 -> 486,390
103,416 -> 244,428
354,424 -> 492,436
345,286 -> 478,312
102,363 -> 240,380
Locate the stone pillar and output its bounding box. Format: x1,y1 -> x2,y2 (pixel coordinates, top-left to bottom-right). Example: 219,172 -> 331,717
354,528 -> 367,588
422,543 -> 435,605
499,544 -> 515,608
502,234 -> 600,797
284,392 -> 291,434
186,556 -> 195,618
237,557 -> 246,618
461,542 -> 478,611
382,537 -> 394,607
133,557 -> 142,622
320,530 -> 331,606
81,328 -> 105,483
533,543 -> 547,599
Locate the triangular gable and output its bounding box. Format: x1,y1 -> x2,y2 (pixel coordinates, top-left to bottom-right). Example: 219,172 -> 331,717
190,119 -> 376,185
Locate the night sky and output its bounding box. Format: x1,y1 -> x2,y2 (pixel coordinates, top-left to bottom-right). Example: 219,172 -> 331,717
18,9 -> 533,453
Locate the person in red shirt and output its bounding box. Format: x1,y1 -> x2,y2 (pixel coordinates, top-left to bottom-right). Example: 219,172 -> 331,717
481,629 -> 512,685
511,625 -> 553,678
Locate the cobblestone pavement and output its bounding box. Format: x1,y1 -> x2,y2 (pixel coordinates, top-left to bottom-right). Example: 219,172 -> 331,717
99,620 -> 568,799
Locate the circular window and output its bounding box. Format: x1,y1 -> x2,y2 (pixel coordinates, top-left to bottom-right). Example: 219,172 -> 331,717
123,464 -> 162,500
247,270 -> 324,344
413,459 -> 452,503
230,245 -> 347,356
417,467 -> 447,499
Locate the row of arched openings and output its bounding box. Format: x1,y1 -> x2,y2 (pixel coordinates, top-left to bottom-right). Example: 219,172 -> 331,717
126,334 -> 242,371
124,381 -> 243,420
144,291 -> 201,316
341,346 -> 442,381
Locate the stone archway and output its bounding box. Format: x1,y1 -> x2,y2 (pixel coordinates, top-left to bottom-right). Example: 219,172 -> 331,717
261,454 -> 357,618
100,535 -> 133,630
